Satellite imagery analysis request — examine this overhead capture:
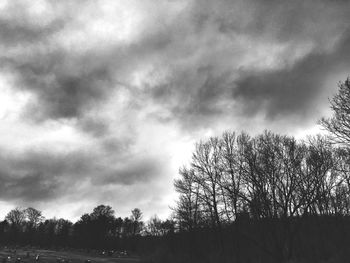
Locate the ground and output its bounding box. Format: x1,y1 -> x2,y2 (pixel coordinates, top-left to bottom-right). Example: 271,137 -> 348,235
0,248 -> 140,263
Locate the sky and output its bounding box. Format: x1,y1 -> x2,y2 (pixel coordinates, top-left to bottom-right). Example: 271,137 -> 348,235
0,0 -> 349,222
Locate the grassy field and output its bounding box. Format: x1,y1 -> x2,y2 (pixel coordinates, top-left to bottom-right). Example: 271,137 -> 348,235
0,248 -> 140,263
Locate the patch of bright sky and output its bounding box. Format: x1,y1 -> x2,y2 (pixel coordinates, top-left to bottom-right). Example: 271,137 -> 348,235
130,64 -> 169,88
0,201 -> 16,220
0,0 -> 58,27
238,38 -> 315,71
26,121 -> 95,153
22,0 -> 57,26
54,1 -> 143,52
0,74 -> 30,121
0,73 -> 94,153
53,0 -> 192,53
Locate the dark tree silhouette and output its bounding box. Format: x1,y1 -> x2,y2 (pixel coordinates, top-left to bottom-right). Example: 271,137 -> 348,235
320,77 -> 350,145
25,207 -> 44,228
5,208 -> 26,227
173,129 -> 350,262
131,208 -> 143,236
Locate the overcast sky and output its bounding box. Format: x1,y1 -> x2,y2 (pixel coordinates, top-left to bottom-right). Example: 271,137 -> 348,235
0,0 -> 349,221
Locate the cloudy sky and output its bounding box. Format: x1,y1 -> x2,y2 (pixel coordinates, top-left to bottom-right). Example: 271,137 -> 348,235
0,0 -> 349,221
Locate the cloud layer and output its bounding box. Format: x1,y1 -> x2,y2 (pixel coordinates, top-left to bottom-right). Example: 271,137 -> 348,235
0,0 -> 349,220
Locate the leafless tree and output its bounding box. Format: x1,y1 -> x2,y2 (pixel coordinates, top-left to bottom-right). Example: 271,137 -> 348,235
191,137 -> 224,228
174,167 -> 201,230
5,208 -> 26,227
25,207 -> 44,228
320,78 -> 350,146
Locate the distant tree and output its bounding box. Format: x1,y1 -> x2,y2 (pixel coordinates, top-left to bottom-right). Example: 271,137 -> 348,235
40,218 -> 59,246
5,208 -> 26,229
73,205 -> 116,248
91,205 -> 115,219
25,207 -> 44,228
90,205 -> 115,246
146,215 -> 163,236
320,78 -> 350,146
55,218 -> 73,245
160,219 -> 176,235
131,208 -> 143,236
124,217 -> 136,237
131,208 -> 143,222
74,213 -> 93,248
114,217 -> 124,238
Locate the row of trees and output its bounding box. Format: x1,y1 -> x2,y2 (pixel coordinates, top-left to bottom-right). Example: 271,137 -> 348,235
0,205 -> 175,249
174,132 -> 350,230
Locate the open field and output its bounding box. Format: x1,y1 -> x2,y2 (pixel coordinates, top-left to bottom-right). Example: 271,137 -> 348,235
0,248 -> 140,263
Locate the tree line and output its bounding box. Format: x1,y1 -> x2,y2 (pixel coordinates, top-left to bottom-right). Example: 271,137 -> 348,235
174,131 -> 350,228
0,205 -> 176,250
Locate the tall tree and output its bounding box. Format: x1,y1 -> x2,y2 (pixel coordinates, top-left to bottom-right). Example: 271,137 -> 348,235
174,167 -> 202,230
192,137 -> 224,228
320,78 -> 350,146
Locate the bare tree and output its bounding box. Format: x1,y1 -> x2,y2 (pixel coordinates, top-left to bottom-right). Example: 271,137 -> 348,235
320,78 -> 350,146
191,137 -> 224,228
5,207 -> 26,236
219,131 -> 245,220
174,167 -> 201,230
5,207 -> 26,227
25,207 -> 44,228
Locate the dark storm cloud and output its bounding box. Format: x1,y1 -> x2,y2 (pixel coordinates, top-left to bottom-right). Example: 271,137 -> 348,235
136,0 -> 350,129
1,53 -> 114,121
233,31 -> 350,119
2,0 -> 350,130
0,1 -> 117,127
93,156 -> 163,186
0,146 -> 163,203
0,17 -> 64,45
1,0 -> 350,218
0,149 -> 91,201
214,0 -> 349,43
145,68 -> 232,129
0,172 -> 60,202
78,117 -> 110,137
0,0 -> 73,46
24,66 -> 112,121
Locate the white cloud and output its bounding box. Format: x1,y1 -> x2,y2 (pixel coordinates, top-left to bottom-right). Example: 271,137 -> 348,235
0,0 -> 349,221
